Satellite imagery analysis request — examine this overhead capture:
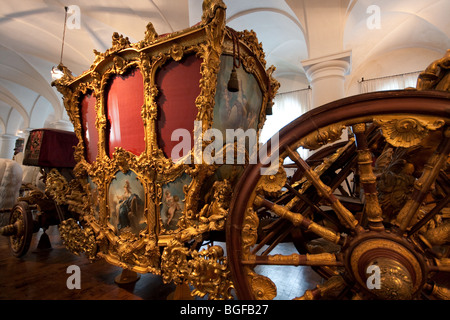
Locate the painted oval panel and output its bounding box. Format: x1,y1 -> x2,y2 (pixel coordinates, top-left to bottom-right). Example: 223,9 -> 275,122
155,54 -> 202,161
106,68 -> 145,158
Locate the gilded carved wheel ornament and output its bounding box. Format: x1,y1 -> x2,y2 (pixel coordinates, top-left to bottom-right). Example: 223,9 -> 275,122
226,92 -> 450,300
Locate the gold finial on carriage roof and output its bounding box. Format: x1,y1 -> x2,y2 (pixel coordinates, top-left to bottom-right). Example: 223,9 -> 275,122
202,0 -> 227,24
144,22 -> 159,44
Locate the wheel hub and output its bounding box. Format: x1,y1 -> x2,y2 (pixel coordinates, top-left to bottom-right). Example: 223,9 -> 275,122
345,231 -> 427,299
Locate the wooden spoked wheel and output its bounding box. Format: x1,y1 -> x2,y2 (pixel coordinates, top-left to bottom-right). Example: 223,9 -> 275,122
226,90 -> 450,300
9,201 -> 34,258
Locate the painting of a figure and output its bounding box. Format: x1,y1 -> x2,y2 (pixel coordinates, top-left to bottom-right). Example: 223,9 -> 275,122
160,173 -> 192,231
213,55 -> 262,134
108,171 -> 146,235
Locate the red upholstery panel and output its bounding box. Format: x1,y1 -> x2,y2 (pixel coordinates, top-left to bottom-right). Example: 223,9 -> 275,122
106,68 -> 145,158
80,93 -> 98,163
156,54 -> 202,160
23,129 -> 77,168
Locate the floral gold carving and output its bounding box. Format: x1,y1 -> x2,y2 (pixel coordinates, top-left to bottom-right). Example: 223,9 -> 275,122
257,164 -> 286,194
59,218 -> 97,260
251,275 -> 277,300
161,239 -> 234,300
298,124 -> 346,150
374,116 -> 445,148
170,44 -> 184,61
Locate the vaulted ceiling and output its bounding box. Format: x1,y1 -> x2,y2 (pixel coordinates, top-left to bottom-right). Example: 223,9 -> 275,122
0,0 -> 448,139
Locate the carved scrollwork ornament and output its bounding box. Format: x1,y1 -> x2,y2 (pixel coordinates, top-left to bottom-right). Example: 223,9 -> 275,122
257,162 -> 287,194
161,239 -> 190,284
161,240 -> 234,299
298,123 -> 346,150
189,245 -> 234,300
374,116 -> 445,148
170,44 -> 184,61
201,0 -> 226,24
59,218 -> 97,260
417,49 -> 450,91
45,169 -> 89,215
142,22 -> 158,46
251,275 -> 277,300
242,207 -> 259,256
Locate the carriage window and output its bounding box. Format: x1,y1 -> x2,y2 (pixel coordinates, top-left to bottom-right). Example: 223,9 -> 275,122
80,92 -> 98,163
106,68 -> 145,158
155,54 -> 202,160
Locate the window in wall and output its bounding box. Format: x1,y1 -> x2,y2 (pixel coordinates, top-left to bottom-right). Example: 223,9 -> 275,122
260,87 -> 311,160
359,71 -> 421,93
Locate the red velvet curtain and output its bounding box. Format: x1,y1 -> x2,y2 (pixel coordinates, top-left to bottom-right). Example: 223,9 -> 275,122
156,54 -> 202,159
106,68 -> 145,157
80,93 -> 98,163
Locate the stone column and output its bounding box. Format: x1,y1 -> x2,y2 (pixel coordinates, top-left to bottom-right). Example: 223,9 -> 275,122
20,128 -> 33,146
0,134 -> 18,159
301,51 -> 352,147
302,50 -> 352,109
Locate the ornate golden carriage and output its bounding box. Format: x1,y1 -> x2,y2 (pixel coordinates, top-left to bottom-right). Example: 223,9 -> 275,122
0,128 -> 78,257
50,0 -> 277,298
48,0 -> 450,300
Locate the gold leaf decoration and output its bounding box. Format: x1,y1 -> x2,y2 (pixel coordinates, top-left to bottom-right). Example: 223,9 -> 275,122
299,124 -> 346,150
257,163 -> 287,194
170,44 -> 184,61
251,275 -> 277,300
375,116 -> 445,148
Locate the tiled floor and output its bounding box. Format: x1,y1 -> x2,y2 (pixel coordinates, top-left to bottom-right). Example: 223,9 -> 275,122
254,243 -> 324,300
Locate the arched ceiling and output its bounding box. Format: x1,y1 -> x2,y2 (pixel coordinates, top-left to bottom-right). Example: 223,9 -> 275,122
0,0 -> 448,137
344,0 -> 450,82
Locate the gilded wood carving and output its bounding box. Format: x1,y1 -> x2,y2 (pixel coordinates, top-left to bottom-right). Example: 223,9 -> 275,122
51,0 -> 278,298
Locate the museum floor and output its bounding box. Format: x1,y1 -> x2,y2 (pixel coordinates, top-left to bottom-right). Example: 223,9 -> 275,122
0,226 -> 177,300
0,225 -> 324,300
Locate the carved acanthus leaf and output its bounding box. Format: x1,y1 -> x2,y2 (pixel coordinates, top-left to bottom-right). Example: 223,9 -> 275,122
375,116 -> 445,148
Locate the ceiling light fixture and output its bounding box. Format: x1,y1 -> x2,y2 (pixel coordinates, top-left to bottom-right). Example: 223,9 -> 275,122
51,66 -> 64,80
51,6 -> 69,81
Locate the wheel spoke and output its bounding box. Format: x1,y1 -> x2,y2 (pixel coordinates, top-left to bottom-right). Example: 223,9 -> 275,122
284,183 -> 342,227
285,146 -> 362,233
288,139 -> 355,201
424,283 -> 450,300
418,220 -> 450,248
352,123 -> 384,231
408,193 -> 450,236
259,225 -> 293,256
294,275 -> 347,300
251,218 -> 291,255
254,195 -> 343,245
396,127 -> 450,232
242,252 -> 342,267
428,258 -> 450,273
